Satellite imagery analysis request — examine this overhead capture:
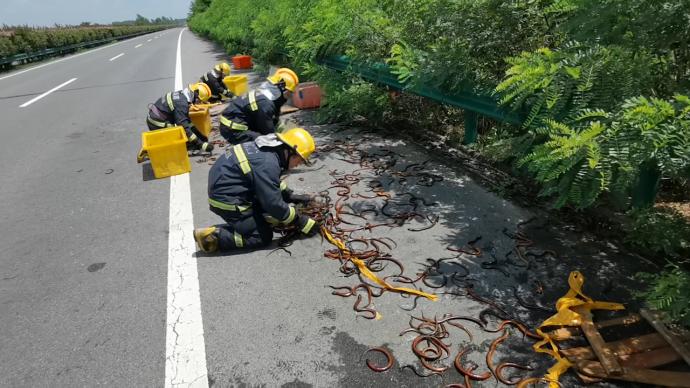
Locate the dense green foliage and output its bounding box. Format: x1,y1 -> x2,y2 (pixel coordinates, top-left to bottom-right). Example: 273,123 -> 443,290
0,24 -> 170,58
513,95 -> 690,209
626,207 -> 690,258
637,265 -> 690,327
189,0 -> 690,322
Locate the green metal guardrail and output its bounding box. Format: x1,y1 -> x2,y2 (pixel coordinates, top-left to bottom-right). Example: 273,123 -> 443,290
0,28 -> 169,68
317,54 -> 660,206
317,55 -> 522,145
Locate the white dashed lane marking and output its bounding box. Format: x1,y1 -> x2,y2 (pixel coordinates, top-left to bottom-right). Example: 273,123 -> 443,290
109,53 -> 124,61
19,78 -> 77,108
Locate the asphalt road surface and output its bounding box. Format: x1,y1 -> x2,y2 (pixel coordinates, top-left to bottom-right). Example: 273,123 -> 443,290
0,27 -> 649,387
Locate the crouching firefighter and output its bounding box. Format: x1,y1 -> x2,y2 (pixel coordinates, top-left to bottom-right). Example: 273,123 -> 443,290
200,62 -> 232,102
193,127 -> 319,253
218,68 -> 299,145
146,82 -> 214,152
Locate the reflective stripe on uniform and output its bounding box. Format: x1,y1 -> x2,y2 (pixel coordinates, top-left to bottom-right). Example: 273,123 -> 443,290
233,232 -> 244,248
189,133 -> 198,142
301,218 -> 316,234
219,115 -> 248,131
233,144 -> 252,175
280,181 -> 288,191
208,198 -> 251,212
147,116 -> 169,128
281,206 -> 296,224
165,93 -> 174,111
203,73 -> 209,82
248,91 -> 258,111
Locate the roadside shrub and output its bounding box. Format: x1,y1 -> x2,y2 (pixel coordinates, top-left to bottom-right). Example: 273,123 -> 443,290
636,266 -> 690,327
0,25 -> 169,58
625,207 -> 690,258
188,0 -> 690,211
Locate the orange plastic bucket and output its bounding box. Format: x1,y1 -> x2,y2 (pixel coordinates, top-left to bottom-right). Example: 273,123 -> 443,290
232,55 -> 253,70
293,82 -> 322,109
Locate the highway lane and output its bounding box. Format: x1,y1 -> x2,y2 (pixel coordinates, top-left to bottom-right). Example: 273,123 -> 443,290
0,28 -> 177,386
0,26 -> 645,388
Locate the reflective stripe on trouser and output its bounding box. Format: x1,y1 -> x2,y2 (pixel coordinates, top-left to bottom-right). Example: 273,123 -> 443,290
147,116 -> 173,130
208,198 -> 251,212
233,232 -> 244,248
210,206 -> 273,251
219,115 -> 249,131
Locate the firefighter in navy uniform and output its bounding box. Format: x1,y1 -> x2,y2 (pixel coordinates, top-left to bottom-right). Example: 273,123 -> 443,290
193,127 -> 319,253
146,82 -> 214,152
199,62 -> 232,102
218,68 -> 299,145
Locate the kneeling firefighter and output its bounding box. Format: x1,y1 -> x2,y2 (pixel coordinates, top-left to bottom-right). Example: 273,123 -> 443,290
200,62 -> 232,102
218,68 -> 299,145
193,127 -> 320,253
146,82 -> 214,152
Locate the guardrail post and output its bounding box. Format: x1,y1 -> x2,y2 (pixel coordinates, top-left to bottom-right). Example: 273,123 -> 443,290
463,110 -> 478,144
632,159 -> 661,208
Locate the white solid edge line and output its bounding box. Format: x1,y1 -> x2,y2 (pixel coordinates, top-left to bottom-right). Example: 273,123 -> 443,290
0,32 -> 153,82
109,53 -> 124,61
19,77 -> 77,108
165,27 -> 209,388
135,44 -> 143,48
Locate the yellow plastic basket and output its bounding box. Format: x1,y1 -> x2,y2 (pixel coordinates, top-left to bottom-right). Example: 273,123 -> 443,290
138,126 -> 191,179
192,103 -> 220,110
189,106 -> 212,138
223,75 -> 248,96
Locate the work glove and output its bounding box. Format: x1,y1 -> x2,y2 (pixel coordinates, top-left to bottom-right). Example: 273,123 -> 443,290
187,137 -> 214,153
296,215 -> 321,237
220,89 -> 233,101
284,191 -> 313,205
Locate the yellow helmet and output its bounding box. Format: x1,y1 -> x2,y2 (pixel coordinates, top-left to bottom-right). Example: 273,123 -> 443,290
276,127 -> 315,164
267,67 -> 299,92
214,62 -> 231,76
189,82 -> 211,102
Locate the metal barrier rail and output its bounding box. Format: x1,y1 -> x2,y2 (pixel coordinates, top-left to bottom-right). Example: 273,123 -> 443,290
317,54 -> 660,206
0,28 -> 170,67
317,55 -> 522,144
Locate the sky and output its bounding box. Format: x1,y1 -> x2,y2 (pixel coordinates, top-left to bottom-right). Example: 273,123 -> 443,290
1,0 -> 193,26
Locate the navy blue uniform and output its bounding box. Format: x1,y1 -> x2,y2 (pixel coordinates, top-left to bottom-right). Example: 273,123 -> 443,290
146,90 -> 206,142
218,89 -> 286,145
200,70 -> 231,102
207,140 -> 298,250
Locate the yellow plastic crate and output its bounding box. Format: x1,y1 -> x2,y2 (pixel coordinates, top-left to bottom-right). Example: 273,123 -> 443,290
223,75 -> 248,96
189,106 -> 212,138
138,126 -> 191,179
192,103 -> 220,110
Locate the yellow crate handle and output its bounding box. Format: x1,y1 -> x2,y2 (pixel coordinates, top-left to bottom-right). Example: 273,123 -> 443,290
191,103 -> 220,111
137,148 -> 147,163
